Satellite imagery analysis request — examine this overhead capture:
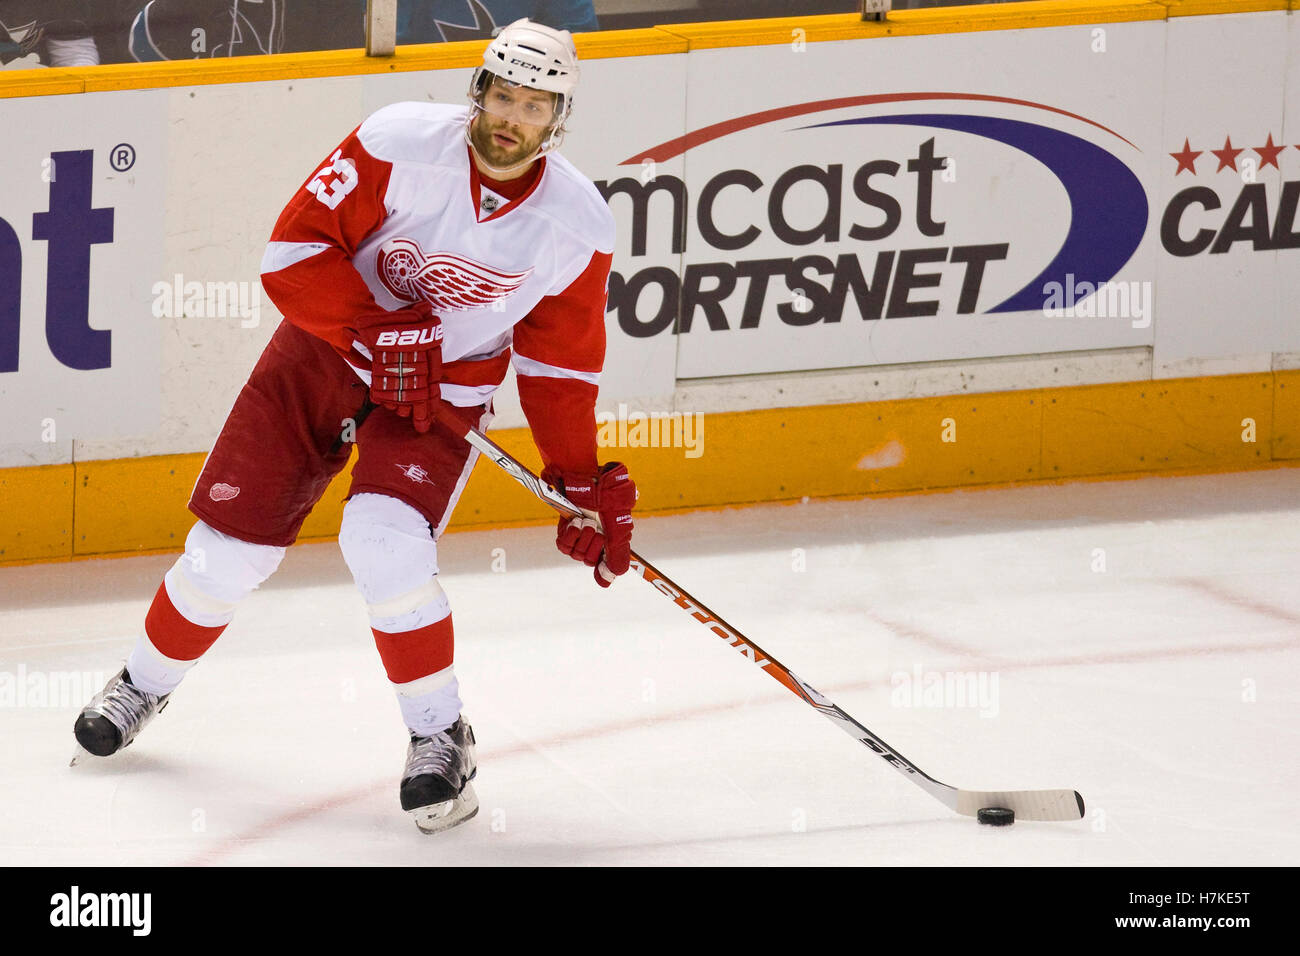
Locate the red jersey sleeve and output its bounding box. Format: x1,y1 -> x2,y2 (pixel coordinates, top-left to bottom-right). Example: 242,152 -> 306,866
512,249 -> 613,475
260,127 -> 393,353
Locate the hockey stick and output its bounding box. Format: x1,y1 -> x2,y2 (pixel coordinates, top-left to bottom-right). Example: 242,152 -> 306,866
432,407 -> 1085,823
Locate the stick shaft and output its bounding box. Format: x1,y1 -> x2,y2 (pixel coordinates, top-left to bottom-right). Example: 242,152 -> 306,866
438,410 -> 958,809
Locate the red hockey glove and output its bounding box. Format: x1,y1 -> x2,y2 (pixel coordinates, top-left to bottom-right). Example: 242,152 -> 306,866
358,301 -> 443,434
542,462 -> 637,588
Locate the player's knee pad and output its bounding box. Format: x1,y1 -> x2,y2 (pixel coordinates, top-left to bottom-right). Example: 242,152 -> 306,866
339,494 -> 448,628
165,521 -> 287,626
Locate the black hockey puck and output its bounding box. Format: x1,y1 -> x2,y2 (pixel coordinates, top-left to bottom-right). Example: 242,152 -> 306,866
977,807 -> 1015,826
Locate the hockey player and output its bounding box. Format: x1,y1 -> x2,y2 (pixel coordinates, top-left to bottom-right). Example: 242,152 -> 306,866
73,19 -> 636,834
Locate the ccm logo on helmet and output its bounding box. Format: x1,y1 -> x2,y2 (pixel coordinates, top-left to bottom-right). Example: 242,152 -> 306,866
509,58 -> 542,71
375,327 -> 443,347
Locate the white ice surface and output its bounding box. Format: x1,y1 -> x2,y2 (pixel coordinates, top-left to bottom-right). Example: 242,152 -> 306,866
1,469 -> 1297,866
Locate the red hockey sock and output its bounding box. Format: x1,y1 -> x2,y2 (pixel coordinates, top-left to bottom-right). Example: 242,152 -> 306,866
373,614 -> 454,684
144,581 -> 227,662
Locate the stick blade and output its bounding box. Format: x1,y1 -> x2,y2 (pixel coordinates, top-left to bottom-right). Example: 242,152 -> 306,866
954,788 -> 1085,822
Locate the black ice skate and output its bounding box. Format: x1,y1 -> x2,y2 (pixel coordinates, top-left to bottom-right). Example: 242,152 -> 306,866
71,668 -> 170,761
400,718 -> 478,834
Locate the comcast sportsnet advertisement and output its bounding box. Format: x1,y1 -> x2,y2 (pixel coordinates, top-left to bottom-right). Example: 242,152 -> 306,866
590,30 -> 1169,379
578,17 -> 1297,383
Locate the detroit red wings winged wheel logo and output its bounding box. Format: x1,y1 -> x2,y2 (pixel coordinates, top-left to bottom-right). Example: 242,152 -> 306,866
377,238 -> 532,312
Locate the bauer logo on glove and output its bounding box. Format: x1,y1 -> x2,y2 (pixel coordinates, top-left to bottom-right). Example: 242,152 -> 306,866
542,462 -> 637,588
374,326 -> 443,348
357,301 -> 444,434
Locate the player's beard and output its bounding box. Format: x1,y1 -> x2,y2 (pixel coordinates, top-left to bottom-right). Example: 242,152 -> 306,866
470,113 -> 547,173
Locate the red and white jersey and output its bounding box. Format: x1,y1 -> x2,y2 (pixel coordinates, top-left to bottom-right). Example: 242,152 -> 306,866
259,102 -> 615,474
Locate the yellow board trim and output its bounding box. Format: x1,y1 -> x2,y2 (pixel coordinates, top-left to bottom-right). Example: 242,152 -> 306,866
1156,0 -> 1288,15
71,30 -> 686,93
573,29 -> 691,58
0,69 -> 83,98
1273,371 -> 1300,460
0,464 -> 73,561
2,371 -> 1298,566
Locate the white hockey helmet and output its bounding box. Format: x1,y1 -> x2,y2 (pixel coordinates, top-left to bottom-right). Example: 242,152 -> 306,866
466,19 -> 580,162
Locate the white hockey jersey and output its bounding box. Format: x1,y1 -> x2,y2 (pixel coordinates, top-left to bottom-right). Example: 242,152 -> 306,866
260,102 -> 615,473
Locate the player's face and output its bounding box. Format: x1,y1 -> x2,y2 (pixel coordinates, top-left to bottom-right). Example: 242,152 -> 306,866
471,79 -> 557,170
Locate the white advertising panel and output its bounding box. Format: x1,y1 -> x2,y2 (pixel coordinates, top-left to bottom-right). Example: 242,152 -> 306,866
0,90 -> 166,451
614,25 -> 1167,378
1151,11 -> 1297,369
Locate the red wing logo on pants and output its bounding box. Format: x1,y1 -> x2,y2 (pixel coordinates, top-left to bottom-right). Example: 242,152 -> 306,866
377,238 -> 533,312
209,483 -> 241,502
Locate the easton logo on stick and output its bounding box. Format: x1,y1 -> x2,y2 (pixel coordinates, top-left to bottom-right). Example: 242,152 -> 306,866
630,558 -> 772,668
377,238 -> 532,313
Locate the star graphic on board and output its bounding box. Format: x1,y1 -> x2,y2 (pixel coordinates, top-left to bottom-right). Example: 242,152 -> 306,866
1210,136 -> 1244,173
1253,133 -> 1286,170
1169,138 -> 1202,175
435,0 -> 499,42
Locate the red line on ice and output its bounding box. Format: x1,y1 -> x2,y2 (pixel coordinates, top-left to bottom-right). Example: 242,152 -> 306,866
1174,577 -> 1300,630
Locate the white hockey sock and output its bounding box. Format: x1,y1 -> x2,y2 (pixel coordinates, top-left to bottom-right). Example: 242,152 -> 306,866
396,667 -> 462,738
125,633 -> 198,696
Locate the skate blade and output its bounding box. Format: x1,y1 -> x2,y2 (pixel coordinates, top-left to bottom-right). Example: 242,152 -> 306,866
410,782 -> 479,835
